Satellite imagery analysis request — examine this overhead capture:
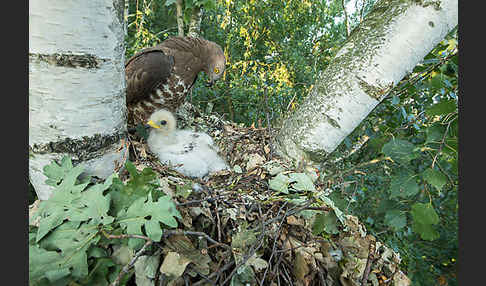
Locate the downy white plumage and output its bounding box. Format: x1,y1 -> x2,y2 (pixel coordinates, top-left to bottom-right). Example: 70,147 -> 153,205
146,109 -> 229,178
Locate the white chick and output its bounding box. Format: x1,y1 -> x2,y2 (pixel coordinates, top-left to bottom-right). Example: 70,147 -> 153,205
146,109 -> 229,178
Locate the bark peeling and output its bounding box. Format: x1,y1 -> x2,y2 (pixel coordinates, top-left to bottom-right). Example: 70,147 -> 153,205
30,131 -> 127,162
29,53 -> 108,69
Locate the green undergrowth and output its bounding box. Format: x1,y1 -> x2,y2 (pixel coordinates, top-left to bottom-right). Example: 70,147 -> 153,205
29,157 -> 181,286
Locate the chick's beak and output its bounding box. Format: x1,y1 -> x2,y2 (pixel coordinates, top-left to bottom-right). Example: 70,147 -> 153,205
147,120 -> 160,129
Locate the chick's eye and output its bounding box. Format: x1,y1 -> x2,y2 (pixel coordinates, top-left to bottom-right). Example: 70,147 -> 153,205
160,120 -> 167,125
214,67 -> 220,74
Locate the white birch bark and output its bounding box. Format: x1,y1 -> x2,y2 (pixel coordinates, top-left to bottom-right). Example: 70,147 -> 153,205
274,0 -> 458,164
176,0 -> 185,36
29,0 -> 127,200
187,6 -> 203,38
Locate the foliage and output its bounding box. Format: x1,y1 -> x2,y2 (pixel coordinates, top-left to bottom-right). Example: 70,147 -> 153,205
29,157 -> 181,286
125,0 -> 377,126
268,172 -> 316,194
322,30 -> 458,285
122,0 -> 457,284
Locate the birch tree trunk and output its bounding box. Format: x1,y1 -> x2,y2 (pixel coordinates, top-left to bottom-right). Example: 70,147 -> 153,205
124,0 -> 129,36
176,0 -> 185,36
273,0 -> 458,165
187,6 -> 203,37
29,0 -> 128,200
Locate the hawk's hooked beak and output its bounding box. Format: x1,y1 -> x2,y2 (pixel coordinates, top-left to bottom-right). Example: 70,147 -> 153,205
147,120 -> 160,129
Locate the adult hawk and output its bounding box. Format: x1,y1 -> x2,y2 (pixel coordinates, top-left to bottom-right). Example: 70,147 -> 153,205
125,36 -> 226,125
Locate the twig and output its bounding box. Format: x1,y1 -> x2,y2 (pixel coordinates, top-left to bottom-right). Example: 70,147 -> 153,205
154,26 -> 178,37
220,216 -> 268,286
360,239 -> 376,286
163,230 -> 231,250
114,138 -> 130,173
323,156 -> 388,181
317,261 -> 327,286
431,120 -> 452,168
176,195 -> 221,206
359,0 -> 366,23
346,182 -> 358,212
386,49 -> 457,100
215,200 -> 222,242
383,267 -> 399,285
425,151 -> 455,187
110,240 -> 153,286
192,260 -> 235,286
260,203 -> 290,285
258,199 -> 314,229
127,134 -> 140,162
286,92 -> 298,111
187,265 -> 217,286
101,229 -> 152,242
281,263 -> 294,286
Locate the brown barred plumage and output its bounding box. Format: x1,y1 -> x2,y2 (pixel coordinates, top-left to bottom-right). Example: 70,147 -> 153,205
125,36 -> 226,125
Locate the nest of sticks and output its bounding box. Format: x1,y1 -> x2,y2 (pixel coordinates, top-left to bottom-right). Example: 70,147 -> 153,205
114,103 -> 411,286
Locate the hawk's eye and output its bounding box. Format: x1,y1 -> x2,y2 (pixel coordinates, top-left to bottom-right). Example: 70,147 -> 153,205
214,67 -> 220,74
160,120 -> 167,125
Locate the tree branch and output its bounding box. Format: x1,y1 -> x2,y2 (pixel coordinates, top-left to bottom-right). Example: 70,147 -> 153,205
342,0 -> 350,37
176,0 -> 184,36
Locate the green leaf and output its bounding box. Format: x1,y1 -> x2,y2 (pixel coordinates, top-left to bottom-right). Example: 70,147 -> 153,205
411,203 -> 439,225
425,124 -> 445,144
289,172 -> 316,191
376,199 -> 397,215
366,137 -> 387,154
41,222 -> 99,278
135,124 -> 149,140
175,180 -> 193,198
79,176 -> 115,225
317,195 -> 346,226
230,265 -> 257,286
125,161 -> 158,196
29,244 -> 71,284
268,173 -> 291,193
444,137 -> 458,155
410,203 -> 440,240
389,169 -> 420,198
34,165 -> 90,242
185,0 -> 194,9
227,228 -> 258,284
425,100 -> 457,117
382,139 -> 417,165
412,221 -> 440,241
422,168 -> 447,190
384,210 -> 406,231
110,162 -> 158,216
80,257 -> 116,286
44,268 -> 71,283
43,156 -> 74,186
429,74 -> 444,90
312,212 -> 339,235
118,194 -> 181,248
450,158 -> 458,175
34,163 -> 116,242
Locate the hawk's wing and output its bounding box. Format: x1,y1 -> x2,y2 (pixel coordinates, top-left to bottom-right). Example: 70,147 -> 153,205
125,48 -> 175,104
